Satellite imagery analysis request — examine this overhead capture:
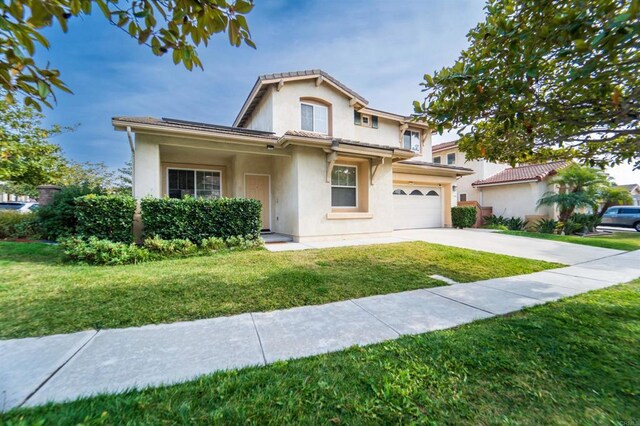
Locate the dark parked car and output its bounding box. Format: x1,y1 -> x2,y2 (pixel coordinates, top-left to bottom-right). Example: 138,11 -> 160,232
600,206 -> 640,232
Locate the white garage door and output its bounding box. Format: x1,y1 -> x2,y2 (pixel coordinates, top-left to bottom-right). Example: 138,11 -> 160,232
393,186 -> 442,230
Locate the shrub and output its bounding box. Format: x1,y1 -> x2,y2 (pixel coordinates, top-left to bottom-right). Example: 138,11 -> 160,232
61,237 -> 150,265
570,213 -> 601,233
0,212 -> 41,239
483,224 -> 509,231
201,236 -> 226,251
482,214 -> 508,227
143,235 -> 198,256
534,218 -> 558,234
141,197 -> 262,243
560,219 -> 586,235
74,195 -> 136,243
451,206 -> 477,229
505,217 -> 529,231
38,185 -> 103,240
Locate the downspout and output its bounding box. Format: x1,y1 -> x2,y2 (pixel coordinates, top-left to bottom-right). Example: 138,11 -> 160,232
126,126 -> 135,197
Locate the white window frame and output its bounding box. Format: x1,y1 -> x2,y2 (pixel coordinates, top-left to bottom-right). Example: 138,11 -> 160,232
331,164 -> 358,208
403,130 -> 422,153
433,156 -> 441,164
166,167 -> 223,199
360,114 -> 371,127
459,193 -> 467,202
301,102 -> 329,134
447,153 -> 456,165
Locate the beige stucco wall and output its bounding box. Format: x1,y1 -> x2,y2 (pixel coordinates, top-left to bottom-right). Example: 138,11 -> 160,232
245,86 -> 273,132
479,181 -> 556,219
134,135 -> 161,198
432,146 -> 509,204
293,146 -> 394,240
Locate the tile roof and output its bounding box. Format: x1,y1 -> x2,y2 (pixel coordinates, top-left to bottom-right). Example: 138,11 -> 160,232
398,160 -> 474,173
234,69 -> 368,127
616,183 -> 640,191
258,69 -> 368,104
431,140 -> 458,153
283,130 -> 414,153
112,116 -> 278,140
473,161 -> 571,186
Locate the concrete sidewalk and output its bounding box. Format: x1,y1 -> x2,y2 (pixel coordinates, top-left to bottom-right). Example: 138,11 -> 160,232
2,250 -> 638,411
266,228 -> 622,265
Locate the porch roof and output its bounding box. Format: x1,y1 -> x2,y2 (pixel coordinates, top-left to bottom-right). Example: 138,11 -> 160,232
395,160 -> 474,177
112,116 -> 279,141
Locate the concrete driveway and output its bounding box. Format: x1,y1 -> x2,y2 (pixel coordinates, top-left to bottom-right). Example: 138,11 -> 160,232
393,228 -> 622,265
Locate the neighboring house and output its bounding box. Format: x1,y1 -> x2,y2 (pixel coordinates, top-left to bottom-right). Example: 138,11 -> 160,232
431,141 -> 509,204
616,183 -> 640,206
113,70 -> 473,242
471,161 -> 571,220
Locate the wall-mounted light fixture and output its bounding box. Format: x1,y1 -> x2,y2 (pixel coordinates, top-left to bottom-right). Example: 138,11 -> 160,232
266,145 -> 275,151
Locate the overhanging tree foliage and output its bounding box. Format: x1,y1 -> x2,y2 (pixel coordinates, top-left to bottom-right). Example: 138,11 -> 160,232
0,95 -> 67,185
0,0 -> 254,109
414,0 -> 640,169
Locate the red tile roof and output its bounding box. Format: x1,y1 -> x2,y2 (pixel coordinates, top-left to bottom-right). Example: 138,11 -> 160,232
473,161 -> 571,187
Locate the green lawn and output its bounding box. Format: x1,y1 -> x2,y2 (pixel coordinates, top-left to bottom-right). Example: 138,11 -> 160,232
4,280 -> 638,424
0,241 -> 559,339
502,230 -> 640,251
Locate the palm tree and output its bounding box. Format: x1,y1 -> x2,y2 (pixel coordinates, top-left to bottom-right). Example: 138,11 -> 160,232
597,186 -> 633,218
537,164 -> 608,222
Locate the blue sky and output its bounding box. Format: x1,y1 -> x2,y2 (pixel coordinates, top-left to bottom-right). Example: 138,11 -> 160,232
36,0 -> 639,183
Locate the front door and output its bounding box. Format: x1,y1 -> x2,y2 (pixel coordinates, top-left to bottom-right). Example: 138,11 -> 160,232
245,174 -> 271,231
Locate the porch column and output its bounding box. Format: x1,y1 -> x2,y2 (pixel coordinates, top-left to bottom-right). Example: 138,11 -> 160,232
133,139 -> 161,198
443,183 -> 453,227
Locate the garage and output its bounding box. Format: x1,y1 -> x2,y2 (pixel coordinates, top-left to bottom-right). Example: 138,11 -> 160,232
393,186 -> 442,230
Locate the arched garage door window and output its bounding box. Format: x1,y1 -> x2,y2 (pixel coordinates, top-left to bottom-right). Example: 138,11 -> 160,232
410,189 -> 423,195
426,190 -> 439,196
393,189 -> 407,195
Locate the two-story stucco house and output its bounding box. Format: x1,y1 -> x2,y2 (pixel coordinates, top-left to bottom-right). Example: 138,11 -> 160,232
113,70 -> 473,242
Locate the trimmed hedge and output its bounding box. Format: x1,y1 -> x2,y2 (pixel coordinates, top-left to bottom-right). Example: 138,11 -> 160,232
451,206 -> 477,229
74,195 -> 137,243
140,197 -> 262,243
38,185 -> 103,240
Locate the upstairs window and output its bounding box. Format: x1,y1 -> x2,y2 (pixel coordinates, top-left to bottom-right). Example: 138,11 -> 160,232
301,102 -> 328,134
447,153 -> 456,165
354,111 -> 378,128
403,130 -> 421,153
433,156 -> 441,164
331,165 -> 357,207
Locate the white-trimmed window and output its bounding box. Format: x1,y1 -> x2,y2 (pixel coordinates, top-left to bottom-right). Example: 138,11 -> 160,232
447,153 -> 456,165
301,102 -> 328,134
433,156 -> 441,164
403,130 -> 421,153
331,165 -> 357,207
459,193 -> 467,202
168,168 -> 221,199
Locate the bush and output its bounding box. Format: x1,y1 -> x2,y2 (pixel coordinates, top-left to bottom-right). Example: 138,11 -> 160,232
483,214 -> 508,227
141,197 -> 262,243
534,218 -> 558,234
451,206 -> 477,229
38,185 -> 103,240
505,217 -> 529,231
483,224 -> 509,231
61,237 -> 150,266
63,235 -> 264,265
0,212 -> 41,239
570,213 -> 601,233
74,195 -> 136,243
143,235 -> 198,256
201,236 -> 226,251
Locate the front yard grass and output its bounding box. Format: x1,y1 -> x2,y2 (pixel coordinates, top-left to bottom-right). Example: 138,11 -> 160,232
502,230 -> 640,251
3,279 -> 638,424
0,241 -> 559,339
